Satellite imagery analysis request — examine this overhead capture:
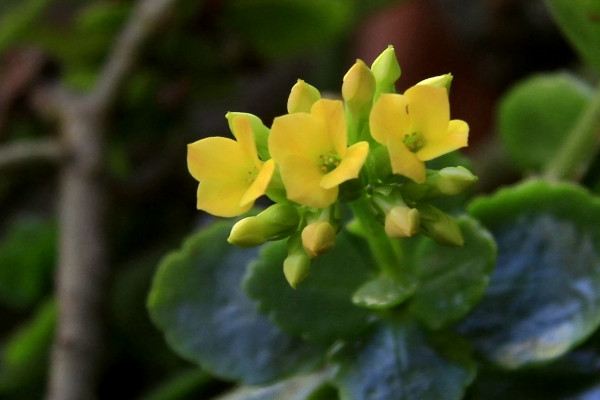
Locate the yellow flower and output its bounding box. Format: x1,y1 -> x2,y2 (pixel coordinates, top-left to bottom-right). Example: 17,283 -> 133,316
369,84 -> 468,183
269,99 -> 369,208
187,115 -> 275,217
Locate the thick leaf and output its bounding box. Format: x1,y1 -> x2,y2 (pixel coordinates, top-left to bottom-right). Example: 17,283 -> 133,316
243,231 -> 374,343
148,220 -> 325,385
408,216 -> 497,329
546,0 -> 600,73
352,273 -> 416,310
0,217 -> 56,308
224,0 -> 355,59
460,180 -> 600,368
214,371 -> 330,400
498,73 -> 593,173
334,319 -> 475,400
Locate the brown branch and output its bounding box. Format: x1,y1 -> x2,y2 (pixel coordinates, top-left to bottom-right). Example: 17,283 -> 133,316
0,138 -> 63,171
45,1 -> 179,399
91,0 -> 178,114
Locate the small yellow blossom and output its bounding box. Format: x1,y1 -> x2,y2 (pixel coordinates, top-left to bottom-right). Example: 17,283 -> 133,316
187,115 -> 275,217
369,84 -> 468,183
269,99 -> 369,208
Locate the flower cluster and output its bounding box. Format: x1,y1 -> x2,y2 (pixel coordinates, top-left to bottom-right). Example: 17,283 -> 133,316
187,46 -> 476,287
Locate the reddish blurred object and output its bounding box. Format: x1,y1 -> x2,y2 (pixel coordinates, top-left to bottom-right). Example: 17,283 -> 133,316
352,0 -> 573,150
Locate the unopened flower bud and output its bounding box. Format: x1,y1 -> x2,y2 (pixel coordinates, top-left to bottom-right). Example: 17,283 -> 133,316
228,204 -> 299,247
228,217 -> 266,247
301,221 -> 336,258
371,45 -> 401,95
287,79 -> 321,114
417,73 -> 453,93
283,252 -> 311,289
436,166 -> 477,195
342,59 -> 376,113
402,166 -> 477,201
384,206 -> 420,238
418,204 -> 464,247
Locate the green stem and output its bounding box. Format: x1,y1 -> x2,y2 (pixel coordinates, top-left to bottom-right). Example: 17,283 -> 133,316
349,195 -> 403,278
543,84 -> 600,180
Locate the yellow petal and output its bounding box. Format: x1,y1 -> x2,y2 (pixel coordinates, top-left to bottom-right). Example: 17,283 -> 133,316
279,155 -> 338,208
369,93 -> 410,145
320,141 -> 369,189
187,137 -> 251,181
269,113 -> 330,163
231,115 -> 261,166
310,99 -> 347,156
404,85 -> 449,142
196,179 -> 253,217
417,119 -> 469,161
240,159 -> 275,207
387,135 -> 426,183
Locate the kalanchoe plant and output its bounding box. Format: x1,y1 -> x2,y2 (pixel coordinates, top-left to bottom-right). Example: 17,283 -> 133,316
149,2 -> 600,395
186,45 -> 475,289
149,46 -> 496,400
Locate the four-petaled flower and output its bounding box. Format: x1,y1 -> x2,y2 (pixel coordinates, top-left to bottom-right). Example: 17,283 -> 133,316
369,84 -> 469,183
187,115 -> 274,217
269,99 -> 369,208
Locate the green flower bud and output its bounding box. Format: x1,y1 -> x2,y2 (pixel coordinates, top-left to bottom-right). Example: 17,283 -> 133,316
371,45 -> 401,95
283,231 -> 312,288
228,204 -> 299,247
436,166 -> 478,195
226,112 -> 271,160
301,221 -> 336,258
228,217 -> 266,247
287,79 -> 321,114
342,59 -> 376,114
384,206 -> 420,238
402,166 -> 478,201
417,73 -> 453,93
417,204 -> 464,246
283,252 -> 311,289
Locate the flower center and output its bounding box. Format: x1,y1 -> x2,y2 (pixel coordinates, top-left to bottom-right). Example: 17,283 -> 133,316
319,151 -> 341,173
403,132 -> 425,153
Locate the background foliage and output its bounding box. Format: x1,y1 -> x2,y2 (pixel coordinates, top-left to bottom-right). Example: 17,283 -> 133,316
1,0 -> 599,399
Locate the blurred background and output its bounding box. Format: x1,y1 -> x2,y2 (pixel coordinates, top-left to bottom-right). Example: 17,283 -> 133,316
0,0 -> 580,398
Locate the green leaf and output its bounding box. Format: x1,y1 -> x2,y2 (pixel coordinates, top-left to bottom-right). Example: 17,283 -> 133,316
0,299 -> 55,392
460,180 -> 600,368
546,0 -> 600,73
224,0 -> 355,59
408,216 -> 497,329
243,230 -> 374,343
334,319 -> 476,400
213,371 -> 331,400
352,273 -> 416,310
147,220 -> 326,385
0,217 -> 56,308
498,73 -> 593,173
0,0 -> 52,52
